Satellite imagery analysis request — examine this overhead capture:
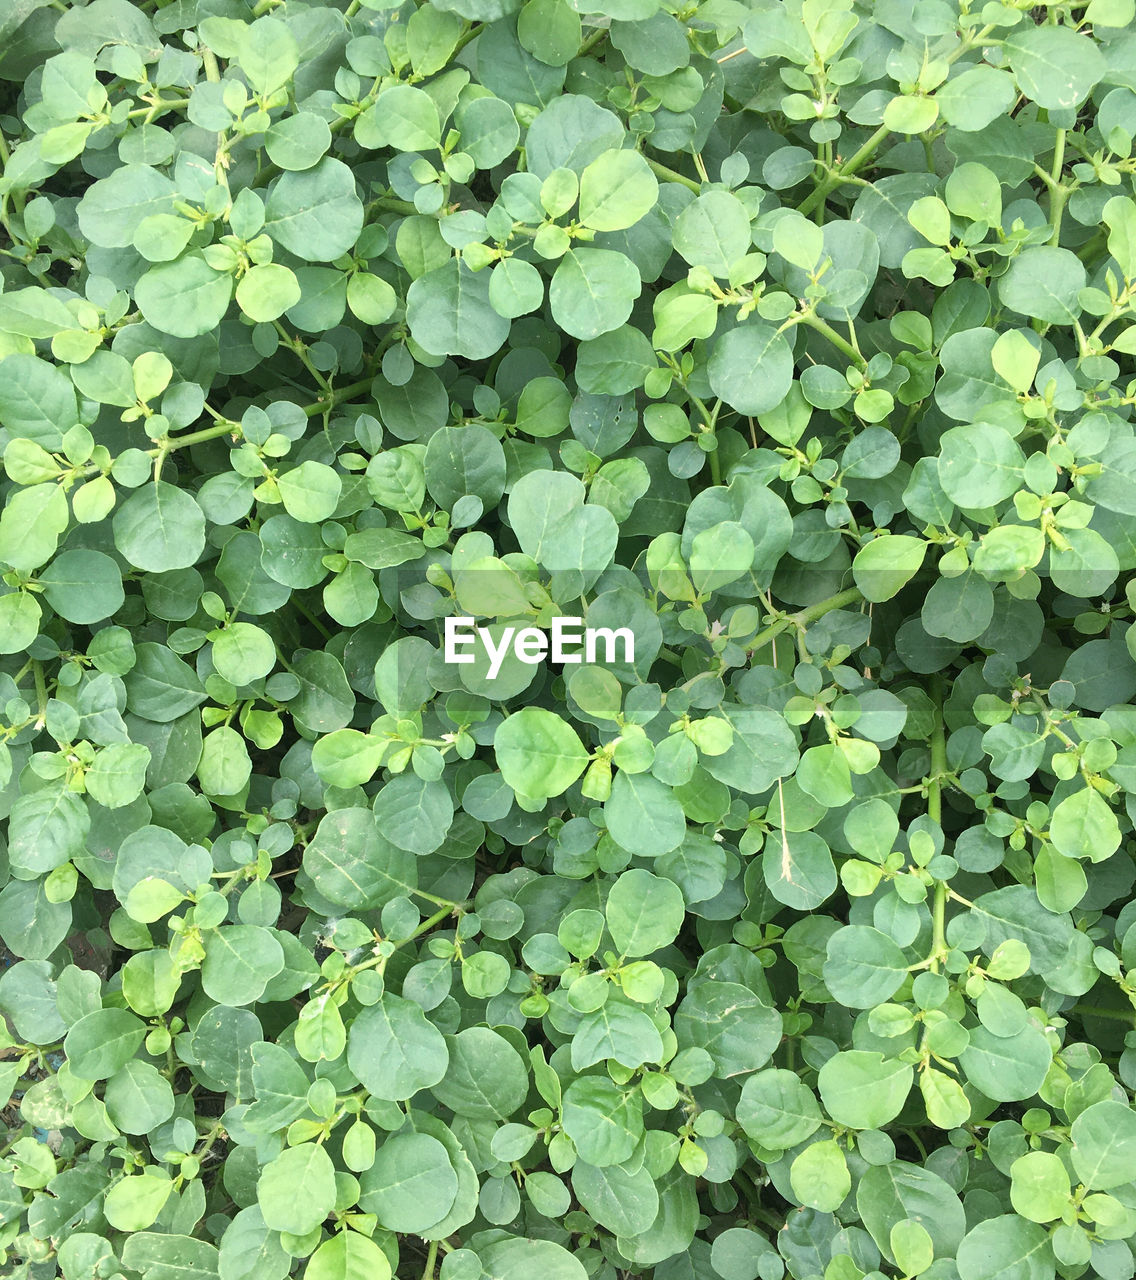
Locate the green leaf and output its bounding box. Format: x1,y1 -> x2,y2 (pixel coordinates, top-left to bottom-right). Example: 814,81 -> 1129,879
134,253 -> 234,338
494,707 -> 589,800
201,925 -> 284,1005
264,158 -> 364,261
407,260 -> 511,360
303,1230 -> 392,1280
0,482 -> 69,572
937,424 -> 1025,508
605,770 -> 685,856
790,1140 -> 849,1212
357,85 -> 442,152
1004,25 -> 1105,111
256,1142 -> 336,1236
0,355 -> 80,446
112,481 -> 205,572
64,1008 -> 146,1080
708,323 -> 793,415
852,534 -> 926,602
999,246 -> 1087,325
959,1021 -> 1052,1102
1069,1100 -> 1136,1190
478,1238 -> 587,1280
737,1069 -> 823,1151
549,249 -> 642,340
955,1216 -> 1055,1280
346,993 -> 449,1101
103,1171 -> 174,1231
359,1133 -> 458,1232
823,926 -> 908,1008
578,149 -> 658,232
1049,786 -> 1121,862
817,1051 -> 913,1129
674,191 -> 752,277
39,549 -> 124,622
1010,1151 -> 1072,1223
235,263 -> 301,324
237,16 -> 299,96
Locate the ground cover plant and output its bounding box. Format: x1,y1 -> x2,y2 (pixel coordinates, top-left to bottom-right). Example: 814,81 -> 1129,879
3,0 -> 1136,1277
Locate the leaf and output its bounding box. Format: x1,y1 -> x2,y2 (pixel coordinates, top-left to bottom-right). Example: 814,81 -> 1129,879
549,249 -> 642,340
494,707 -> 589,800
823,926 -> 908,1008
346,993 -> 449,1101
578,149 -> 658,231
605,868 -> 684,955
303,1231 -> 392,1280
103,1171 -> 174,1231
134,254 -> 234,338
790,1140 -> 849,1212
112,481 -> 206,572
478,1239 -> 587,1280
708,323 -> 793,415
959,1021 -> 1052,1102
235,263 -> 301,323
64,1008 -> 146,1080
0,482 -> 69,572
817,1051 -> 913,1130
1069,1100 -> 1136,1190
605,770 -> 685,856
256,1143 -> 336,1236
0,355 -> 79,446
1049,786 -> 1121,862
357,85 -> 442,152
737,1069 -> 823,1150
955,1216 -> 1055,1280
201,926 -> 284,1005
407,259 -> 511,360
999,246 -> 1087,325
359,1133 -> 458,1233
38,549 -> 124,622
264,158 -> 364,261
1004,25 -> 1105,111
852,534 -> 926,602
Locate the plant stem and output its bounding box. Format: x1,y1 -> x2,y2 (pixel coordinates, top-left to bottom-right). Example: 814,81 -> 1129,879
644,156 -> 701,194
748,586 -> 863,655
421,1240 -> 438,1280
799,123 -> 889,216
927,674 -> 947,973
1070,1005 -> 1136,1024
794,312 -> 869,370
1048,128 -> 1067,246
577,26 -> 608,57
302,377 -> 374,418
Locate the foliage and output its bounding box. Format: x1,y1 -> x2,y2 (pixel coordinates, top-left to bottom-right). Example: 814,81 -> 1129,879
2,0 -> 1136,1278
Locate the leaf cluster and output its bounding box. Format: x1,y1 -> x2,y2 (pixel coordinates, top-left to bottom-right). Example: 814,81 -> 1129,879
1,1 -> 1136,1279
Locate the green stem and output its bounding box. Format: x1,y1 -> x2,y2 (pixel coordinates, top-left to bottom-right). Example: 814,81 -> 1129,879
127,97 -> 189,118
421,1240 -> 439,1280
160,421 -> 239,453
1070,1005 -> 1136,1024
644,156 -> 701,194
793,312 -> 869,371
927,675 -> 947,973
274,321 -> 330,392
799,123 -> 889,216
1048,128 -> 1067,247
577,26 -> 608,57
302,376 -> 374,418
748,587 -> 863,655
32,661 -> 48,725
